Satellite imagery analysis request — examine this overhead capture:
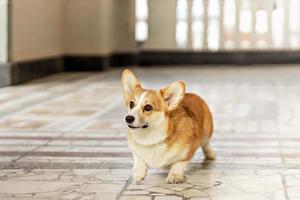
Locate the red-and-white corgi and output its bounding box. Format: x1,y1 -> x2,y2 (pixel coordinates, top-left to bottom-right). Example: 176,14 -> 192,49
121,69 -> 215,184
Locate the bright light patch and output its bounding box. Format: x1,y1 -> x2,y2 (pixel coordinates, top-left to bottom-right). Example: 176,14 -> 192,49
192,0 -> 204,50
207,19 -> 220,51
192,0 -> 204,19
224,0 -> 236,29
289,0 -> 300,32
239,10 -> 252,33
289,0 -> 300,49
290,35 -> 300,49
177,0 -> 188,20
208,0 -> 220,18
135,0 -> 149,42
136,0 -> 148,20
176,0 -> 188,48
256,10 -> 268,33
176,21 -> 188,48
272,8 -> 284,48
192,20 -> 204,49
136,21 -> 148,42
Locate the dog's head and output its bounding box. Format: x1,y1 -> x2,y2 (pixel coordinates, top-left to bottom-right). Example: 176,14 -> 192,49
121,69 -> 185,131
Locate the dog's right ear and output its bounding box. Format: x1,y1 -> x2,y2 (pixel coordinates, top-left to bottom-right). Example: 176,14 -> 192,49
121,69 -> 141,103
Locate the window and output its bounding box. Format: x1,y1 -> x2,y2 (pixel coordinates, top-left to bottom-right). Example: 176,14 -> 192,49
135,0 -> 149,42
223,0 -> 236,49
238,0 -> 252,49
289,0 -> 300,49
272,0 -> 284,48
207,0 -> 220,51
0,0 -> 8,62
176,0 -> 189,48
192,0 -> 204,49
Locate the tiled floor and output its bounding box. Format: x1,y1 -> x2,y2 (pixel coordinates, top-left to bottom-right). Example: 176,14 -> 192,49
0,66 -> 300,200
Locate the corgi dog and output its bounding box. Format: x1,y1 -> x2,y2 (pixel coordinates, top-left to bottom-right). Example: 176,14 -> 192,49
121,69 -> 215,184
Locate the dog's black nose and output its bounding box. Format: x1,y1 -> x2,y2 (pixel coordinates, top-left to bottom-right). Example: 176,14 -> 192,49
125,115 -> 135,123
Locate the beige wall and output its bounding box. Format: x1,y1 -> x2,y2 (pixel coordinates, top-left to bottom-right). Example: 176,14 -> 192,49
64,0 -> 136,55
11,0 -> 65,62
64,0 -> 113,55
111,0 -> 136,53
143,0 -> 177,50
11,0 -> 136,61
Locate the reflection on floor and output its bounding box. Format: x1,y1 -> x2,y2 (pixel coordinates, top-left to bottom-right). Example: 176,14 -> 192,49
0,66 -> 300,200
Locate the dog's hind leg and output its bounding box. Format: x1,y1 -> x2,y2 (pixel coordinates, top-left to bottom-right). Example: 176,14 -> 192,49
202,142 -> 216,160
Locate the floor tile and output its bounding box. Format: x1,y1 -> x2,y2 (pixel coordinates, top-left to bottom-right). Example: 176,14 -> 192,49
1,66 -> 300,199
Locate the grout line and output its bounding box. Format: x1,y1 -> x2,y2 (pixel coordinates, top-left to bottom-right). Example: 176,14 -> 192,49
116,176 -> 133,200
281,174 -> 290,200
9,131 -> 64,164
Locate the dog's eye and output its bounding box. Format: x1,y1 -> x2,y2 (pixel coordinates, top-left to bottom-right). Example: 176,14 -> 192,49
129,101 -> 135,109
144,104 -> 153,112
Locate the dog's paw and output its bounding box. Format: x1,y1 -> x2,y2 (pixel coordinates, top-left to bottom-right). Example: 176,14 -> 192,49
132,171 -> 146,183
166,173 -> 186,184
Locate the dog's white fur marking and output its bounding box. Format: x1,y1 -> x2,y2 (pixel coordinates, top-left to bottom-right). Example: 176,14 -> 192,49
132,152 -> 148,182
136,91 -> 148,108
128,129 -> 189,168
128,91 -> 148,127
166,161 -> 188,183
129,112 -> 167,146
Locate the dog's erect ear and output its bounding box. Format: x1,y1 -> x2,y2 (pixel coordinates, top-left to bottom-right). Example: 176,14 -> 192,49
161,81 -> 185,111
121,69 -> 141,103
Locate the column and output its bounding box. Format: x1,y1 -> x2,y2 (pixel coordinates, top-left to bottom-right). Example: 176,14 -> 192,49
0,0 -> 8,62
219,0 -> 224,50
266,0 -> 274,48
234,0 -> 240,50
251,2 -> 257,49
143,0 -> 177,50
203,0 -> 208,50
112,0 -> 136,52
283,0 -> 290,49
187,0 -> 193,49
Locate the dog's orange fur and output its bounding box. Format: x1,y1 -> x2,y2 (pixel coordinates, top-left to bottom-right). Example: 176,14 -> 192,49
166,93 -> 213,160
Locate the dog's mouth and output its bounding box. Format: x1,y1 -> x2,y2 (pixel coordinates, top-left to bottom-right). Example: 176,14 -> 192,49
128,125 -> 148,129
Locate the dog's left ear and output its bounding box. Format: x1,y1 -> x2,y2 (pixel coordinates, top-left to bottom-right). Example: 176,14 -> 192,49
161,81 -> 185,111
121,69 -> 141,103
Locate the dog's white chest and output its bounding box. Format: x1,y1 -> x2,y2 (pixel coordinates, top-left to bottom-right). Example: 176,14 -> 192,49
137,143 -> 172,168
127,124 -> 188,168
128,140 -> 187,168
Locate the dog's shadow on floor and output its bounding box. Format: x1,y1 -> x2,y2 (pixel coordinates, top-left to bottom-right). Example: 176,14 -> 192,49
132,159 -> 217,185
146,159 -> 216,177
187,159 -> 216,175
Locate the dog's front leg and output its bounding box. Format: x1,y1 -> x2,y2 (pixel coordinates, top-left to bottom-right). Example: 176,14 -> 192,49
166,161 -> 188,184
132,153 -> 148,183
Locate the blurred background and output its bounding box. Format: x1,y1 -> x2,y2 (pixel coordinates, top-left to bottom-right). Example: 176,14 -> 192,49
1,0 -> 300,86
